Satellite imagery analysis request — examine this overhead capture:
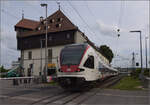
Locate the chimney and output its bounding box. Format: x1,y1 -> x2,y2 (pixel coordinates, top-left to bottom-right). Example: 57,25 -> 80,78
40,16 -> 44,22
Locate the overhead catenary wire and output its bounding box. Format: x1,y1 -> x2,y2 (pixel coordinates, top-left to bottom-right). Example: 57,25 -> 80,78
1,9 -> 20,20
55,0 -> 96,42
1,6 -> 20,67
67,1 -> 103,45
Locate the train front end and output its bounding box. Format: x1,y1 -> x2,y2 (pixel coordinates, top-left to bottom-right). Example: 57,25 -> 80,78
57,44 -> 88,90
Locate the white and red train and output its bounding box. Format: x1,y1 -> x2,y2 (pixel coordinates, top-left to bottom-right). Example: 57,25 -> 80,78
57,43 -> 118,90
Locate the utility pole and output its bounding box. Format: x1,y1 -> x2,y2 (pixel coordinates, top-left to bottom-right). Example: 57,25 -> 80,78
0,21 -> 2,67
130,30 -> 143,79
132,52 -> 135,69
145,37 -> 148,70
0,0 -> 1,67
41,3 -> 48,82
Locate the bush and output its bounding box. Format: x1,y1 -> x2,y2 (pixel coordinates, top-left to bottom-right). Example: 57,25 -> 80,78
0,66 -> 9,73
131,68 -> 150,78
144,69 -> 150,77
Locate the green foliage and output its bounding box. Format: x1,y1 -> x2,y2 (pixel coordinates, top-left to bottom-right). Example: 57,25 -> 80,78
143,69 -> 150,77
111,76 -> 142,90
98,45 -> 114,63
0,66 -> 9,73
131,68 -> 150,78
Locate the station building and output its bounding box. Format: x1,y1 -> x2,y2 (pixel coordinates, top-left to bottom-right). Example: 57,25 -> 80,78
14,9 -> 109,76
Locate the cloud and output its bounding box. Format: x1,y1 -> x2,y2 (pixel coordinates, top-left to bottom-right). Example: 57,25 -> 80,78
1,29 -> 17,51
1,28 -> 19,68
96,20 -> 119,38
24,1 -> 41,6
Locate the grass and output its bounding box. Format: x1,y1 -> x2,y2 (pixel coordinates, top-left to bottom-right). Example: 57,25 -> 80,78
111,76 -> 143,90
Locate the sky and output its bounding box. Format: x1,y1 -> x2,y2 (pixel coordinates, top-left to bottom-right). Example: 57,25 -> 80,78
0,0 -> 149,69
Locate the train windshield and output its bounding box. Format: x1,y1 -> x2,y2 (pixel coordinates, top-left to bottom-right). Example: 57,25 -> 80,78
61,45 -> 87,65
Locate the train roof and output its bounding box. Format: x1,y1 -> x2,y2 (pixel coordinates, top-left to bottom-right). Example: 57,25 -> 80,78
100,61 -> 118,72
63,43 -> 88,49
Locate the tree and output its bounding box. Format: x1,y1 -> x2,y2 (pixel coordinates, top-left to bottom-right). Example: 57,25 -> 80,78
0,66 -> 9,73
98,45 -> 114,63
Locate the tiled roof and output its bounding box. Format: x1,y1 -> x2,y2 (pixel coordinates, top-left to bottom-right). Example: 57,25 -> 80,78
15,18 -> 40,30
16,10 -> 78,37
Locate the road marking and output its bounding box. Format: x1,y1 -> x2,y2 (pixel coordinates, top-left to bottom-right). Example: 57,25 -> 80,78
0,95 -> 9,98
11,96 -> 40,101
97,93 -> 148,98
53,93 -> 80,104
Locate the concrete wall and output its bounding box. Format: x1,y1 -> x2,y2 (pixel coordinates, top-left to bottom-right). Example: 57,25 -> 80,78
22,45 -> 64,76
74,31 -> 86,44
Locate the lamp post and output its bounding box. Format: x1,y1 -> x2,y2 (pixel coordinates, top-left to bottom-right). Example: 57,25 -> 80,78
145,37 -> 148,70
41,3 -> 48,82
40,39 -> 45,76
130,30 -> 143,79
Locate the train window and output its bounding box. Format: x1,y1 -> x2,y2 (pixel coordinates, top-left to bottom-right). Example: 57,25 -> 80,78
84,56 -> 94,69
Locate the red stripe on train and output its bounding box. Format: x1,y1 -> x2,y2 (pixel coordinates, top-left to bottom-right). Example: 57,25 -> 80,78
61,65 -> 79,72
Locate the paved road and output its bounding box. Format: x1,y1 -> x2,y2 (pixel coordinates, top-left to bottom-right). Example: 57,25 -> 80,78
0,80 -> 149,105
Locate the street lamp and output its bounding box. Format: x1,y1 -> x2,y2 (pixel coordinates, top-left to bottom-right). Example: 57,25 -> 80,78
40,39 -> 45,76
41,3 -> 48,82
130,30 -> 143,79
145,37 -> 148,70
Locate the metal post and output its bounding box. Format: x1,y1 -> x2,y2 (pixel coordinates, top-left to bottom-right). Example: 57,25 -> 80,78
41,3 -> 48,82
145,37 -> 148,70
130,30 -> 143,79
139,31 -> 143,75
45,5 -> 48,82
40,40 -> 43,76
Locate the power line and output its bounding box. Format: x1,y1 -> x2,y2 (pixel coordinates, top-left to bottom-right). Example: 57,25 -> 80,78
67,1 -> 103,46
1,9 -> 20,20
118,0 -> 125,29
56,0 -> 96,42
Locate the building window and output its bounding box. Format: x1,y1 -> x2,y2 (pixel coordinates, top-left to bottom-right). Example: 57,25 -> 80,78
50,19 -> 54,23
38,27 -> 41,30
49,36 -> 52,41
43,20 -> 46,24
84,56 -> 94,69
57,18 -> 63,22
48,26 -> 50,29
67,34 -> 70,39
44,26 -> 46,30
28,51 -> 32,60
48,49 -> 52,63
56,24 -> 61,28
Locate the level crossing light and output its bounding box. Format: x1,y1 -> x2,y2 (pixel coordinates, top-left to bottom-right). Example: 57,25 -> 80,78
41,3 -> 48,82
130,30 -> 143,79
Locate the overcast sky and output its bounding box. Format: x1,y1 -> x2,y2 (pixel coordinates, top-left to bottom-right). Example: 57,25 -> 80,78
0,0 -> 149,68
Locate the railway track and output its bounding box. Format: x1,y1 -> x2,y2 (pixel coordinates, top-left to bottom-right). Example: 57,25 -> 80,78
0,75 -> 123,105
30,75 -> 123,105
96,75 -> 123,88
